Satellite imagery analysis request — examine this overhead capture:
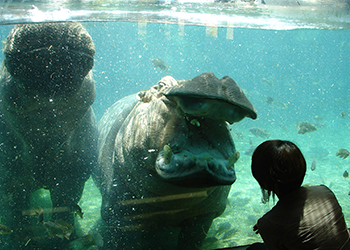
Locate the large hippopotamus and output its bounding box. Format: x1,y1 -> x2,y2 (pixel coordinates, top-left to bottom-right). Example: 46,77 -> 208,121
0,23 -> 97,249
94,72 -> 257,249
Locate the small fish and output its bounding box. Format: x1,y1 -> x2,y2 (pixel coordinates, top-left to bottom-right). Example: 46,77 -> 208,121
297,122 -> 317,134
266,96 -> 274,104
274,101 -> 288,109
249,127 -> 270,139
0,224 -> 12,234
151,58 -> 168,71
66,231 -> 103,249
336,149 -> 349,159
343,171 -> 349,178
311,158 -> 316,171
42,220 -> 74,240
340,111 -> 346,118
72,204 -> 84,219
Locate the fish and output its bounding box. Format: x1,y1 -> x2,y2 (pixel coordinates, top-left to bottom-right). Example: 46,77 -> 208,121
216,222 -> 232,238
42,220 -> 74,240
336,149 -> 349,159
297,122 -> 317,134
311,158 -> 317,171
72,204 -> 84,219
66,231 -> 103,249
274,101 -> 288,109
340,111 -> 346,118
151,58 -> 168,71
249,127 -> 270,139
343,171 -> 349,178
0,224 -> 13,234
266,96 -> 274,104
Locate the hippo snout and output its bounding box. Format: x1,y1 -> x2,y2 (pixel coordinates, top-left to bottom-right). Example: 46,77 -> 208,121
155,114 -> 239,187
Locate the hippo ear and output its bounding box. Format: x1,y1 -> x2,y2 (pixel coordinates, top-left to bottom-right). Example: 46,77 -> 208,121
162,72 -> 257,121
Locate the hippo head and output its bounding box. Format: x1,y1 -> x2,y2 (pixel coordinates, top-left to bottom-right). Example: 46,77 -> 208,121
131,72 -> 257,188
3,22 -> 95,96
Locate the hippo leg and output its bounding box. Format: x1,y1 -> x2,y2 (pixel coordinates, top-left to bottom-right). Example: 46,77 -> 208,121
49,180 -> 84,223
50,109 -> 97,225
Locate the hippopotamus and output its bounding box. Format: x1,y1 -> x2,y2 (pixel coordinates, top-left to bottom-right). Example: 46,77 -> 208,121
94,72 -> 257,250
0,23 -> 97,249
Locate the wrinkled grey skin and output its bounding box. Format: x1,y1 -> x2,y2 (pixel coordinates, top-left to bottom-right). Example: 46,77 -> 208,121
94,72 -> 256,250
0,23 -> 97,249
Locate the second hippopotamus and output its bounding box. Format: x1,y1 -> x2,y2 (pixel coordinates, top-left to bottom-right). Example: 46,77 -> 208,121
0,22 -> 97,249
94,72 -> 257,250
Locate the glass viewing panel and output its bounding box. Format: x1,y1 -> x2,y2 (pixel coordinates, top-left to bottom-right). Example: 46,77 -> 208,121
0,0 -> 349,249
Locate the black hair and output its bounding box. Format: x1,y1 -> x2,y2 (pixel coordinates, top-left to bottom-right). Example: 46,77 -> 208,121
251,140 -> 306,201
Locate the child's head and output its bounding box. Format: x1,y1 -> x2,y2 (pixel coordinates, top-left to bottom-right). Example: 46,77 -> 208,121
251,140 -> 306,199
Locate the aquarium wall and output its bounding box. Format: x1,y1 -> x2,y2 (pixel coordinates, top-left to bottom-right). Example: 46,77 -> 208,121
0,0 -> 349,249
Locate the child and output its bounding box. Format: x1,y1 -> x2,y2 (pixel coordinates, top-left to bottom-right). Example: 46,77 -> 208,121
250,140 -> 350,250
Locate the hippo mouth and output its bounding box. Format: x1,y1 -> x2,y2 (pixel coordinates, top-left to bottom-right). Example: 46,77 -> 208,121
155,115 -> 239,188
156,144 -> 238,187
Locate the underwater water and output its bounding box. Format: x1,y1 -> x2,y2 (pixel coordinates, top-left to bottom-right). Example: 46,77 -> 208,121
0,21 -> 349,249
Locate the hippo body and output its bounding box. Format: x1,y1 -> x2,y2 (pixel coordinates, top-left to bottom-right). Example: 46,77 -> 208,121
94,73 -> 256,249
0,23 -> 97,249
